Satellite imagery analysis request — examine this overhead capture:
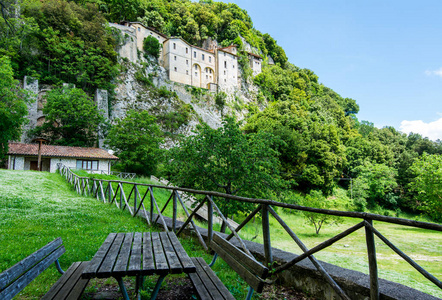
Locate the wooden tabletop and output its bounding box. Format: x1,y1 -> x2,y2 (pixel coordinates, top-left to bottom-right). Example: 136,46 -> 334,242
82,232 -> 196,279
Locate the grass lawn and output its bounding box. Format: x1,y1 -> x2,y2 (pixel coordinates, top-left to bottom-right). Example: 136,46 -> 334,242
0,170 -> 250,299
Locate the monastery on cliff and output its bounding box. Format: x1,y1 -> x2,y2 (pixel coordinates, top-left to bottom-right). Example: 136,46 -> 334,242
113,21 -> 263,92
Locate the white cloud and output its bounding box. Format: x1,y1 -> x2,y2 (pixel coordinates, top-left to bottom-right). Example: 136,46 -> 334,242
425,68 -> 442,78
400,118 -> 442,141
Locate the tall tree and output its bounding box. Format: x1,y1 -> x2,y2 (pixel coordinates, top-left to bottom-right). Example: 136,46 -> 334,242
409,153 -> 442,222
105,110 -> 163,176
167,116 -> 286,219
32,87 -> 104,147
0,56 -> 33,161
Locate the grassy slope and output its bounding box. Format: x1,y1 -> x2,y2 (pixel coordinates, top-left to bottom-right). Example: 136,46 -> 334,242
0,170 -> 249,299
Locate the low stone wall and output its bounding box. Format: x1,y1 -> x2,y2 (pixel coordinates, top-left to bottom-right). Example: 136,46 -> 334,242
148,213 -> 439,300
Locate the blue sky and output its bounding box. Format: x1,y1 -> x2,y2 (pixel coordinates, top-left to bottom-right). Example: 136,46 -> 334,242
227,0 -> 442,140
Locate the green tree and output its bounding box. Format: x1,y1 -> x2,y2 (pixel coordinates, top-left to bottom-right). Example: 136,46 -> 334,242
408,153 -> 442,222
301,190 -> 342,234
351,163 -> 398,210
166,116 -> 285,219
143,35 -> 161,58
105,110 -> 163,176
0,56 -> 33,160
32,87 -> 104,147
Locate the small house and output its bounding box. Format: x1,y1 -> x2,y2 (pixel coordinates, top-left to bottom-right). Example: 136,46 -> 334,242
7,142 -> 118,174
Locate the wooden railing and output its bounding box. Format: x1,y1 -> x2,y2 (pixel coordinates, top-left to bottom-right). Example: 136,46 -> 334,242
100,170 -> 136,179
57,163 -> 442,300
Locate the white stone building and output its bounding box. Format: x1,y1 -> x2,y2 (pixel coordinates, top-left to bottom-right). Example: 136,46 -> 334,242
163,37 -> 217,89
248,52 -> 263,76
115,22 -> 262,91
7,143 -> 118,173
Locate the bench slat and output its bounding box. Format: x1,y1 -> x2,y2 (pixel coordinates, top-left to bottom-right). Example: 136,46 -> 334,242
113,233 -> 134,275
127,232 -> 142,276
0,246 -> 65,300
142,232 -> 156,275
97,233 -> 125,277
160,232 -> 182,274
152,232 -> 169,275
168,232 -> 196,273
212,233 -> 268,279
42,261 -> 90,300
82,233 -> 116,278
211,241 -> 265,293
0,237 -> 63,291
192,257 -> 235,300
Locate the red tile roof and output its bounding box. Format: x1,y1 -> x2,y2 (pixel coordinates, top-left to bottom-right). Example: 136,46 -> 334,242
7,143 -> 118,160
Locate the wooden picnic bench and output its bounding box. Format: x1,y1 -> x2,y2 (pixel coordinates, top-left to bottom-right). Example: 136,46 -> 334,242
0,238 -> 89,300
189,232 -> 270,300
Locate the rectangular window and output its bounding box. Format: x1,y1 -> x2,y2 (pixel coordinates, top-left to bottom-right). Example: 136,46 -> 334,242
174,67 -> 177,72
173,43 -> 176,49
186,48 -> 188,54
195,65 -> 198,70
186,60 -> 189,65
186,70 -> 189,75
77,159 -> 98,170
209,57 -> 212,62
174,56 -> 177,61
202,54 -> 205,60
224,61 -> 227,68
206,75 -> 208,79
194,51 -> 196,58
138,27 -> 140,32
195,72 -> 197,76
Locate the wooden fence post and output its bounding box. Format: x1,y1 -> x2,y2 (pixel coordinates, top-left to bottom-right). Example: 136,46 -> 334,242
207,196 -> 213,244
172,190 -> 177,232
262,204 -> 273,266
134,184 -> 138,216
150,187 -> 154,222
365,219 -> 380,300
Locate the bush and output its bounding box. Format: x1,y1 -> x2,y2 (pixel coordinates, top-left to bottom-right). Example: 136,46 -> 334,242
143,36 -> 161,59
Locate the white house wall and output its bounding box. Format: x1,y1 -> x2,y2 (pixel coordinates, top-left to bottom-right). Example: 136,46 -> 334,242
217,50 -> 239,91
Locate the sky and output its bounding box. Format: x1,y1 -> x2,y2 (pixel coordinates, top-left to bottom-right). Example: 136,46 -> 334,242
227,0 -> 442,141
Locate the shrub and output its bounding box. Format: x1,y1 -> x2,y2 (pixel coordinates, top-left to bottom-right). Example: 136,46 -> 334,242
143,36 -> 161,59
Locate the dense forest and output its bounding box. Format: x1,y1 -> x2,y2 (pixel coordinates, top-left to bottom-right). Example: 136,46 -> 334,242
1,0 -> 441,222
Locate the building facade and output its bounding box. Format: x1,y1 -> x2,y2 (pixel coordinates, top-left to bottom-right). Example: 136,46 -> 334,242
117,22 -> 262,91
7,143 -> 118,173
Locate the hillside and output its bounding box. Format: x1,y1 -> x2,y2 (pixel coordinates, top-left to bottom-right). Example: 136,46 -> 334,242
1,0 -> 442,222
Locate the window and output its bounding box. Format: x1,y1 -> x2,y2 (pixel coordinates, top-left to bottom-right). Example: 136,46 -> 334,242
224,61 -> 227,68
210,69 -> 213,74
76,160 -> 98,170
194,51 -> 196,58
173,43 -> 176,49
209,57 -> 212,62
206,68 -> 209,73
233,65 -> 235,68
224,70 -> 226,75
138,27 -> 140,32
195,65 -> 198,70
195,72 -> 198,76
224,52 -> 226,56
174,67 -> 177,72
174,56 -> 177,61
202,54 -> 205,60
186,70 -> 189,75
186,48 -> 188,54
206,75 -> 208,79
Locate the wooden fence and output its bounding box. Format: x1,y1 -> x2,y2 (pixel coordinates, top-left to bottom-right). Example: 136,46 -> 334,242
57,164 -> 442,300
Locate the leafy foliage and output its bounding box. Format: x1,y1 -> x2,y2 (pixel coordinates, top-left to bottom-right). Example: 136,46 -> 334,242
166,116 -> 286,217
301,190 -> 342,234
31,87 -> 105,147
105,110 -> 164,176
409,153 -> 442,221
143,35 -> 161,58
0,56 -> 33,160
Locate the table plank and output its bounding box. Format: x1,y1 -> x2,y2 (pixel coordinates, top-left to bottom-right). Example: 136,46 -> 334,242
142,232 -> 155,275
82,233 -> 117,278
152,232 -> 169,275
113,233 -> 134,276
168,232 -> 196,273
127,232 -> 142,276
97,233 -> 125,278
160,232 -> 182,274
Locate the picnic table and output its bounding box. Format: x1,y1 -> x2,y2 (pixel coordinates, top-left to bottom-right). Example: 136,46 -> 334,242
82,231 -> 196,300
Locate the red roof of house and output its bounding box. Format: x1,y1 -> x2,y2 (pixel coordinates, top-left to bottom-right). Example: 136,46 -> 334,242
7,143 -> 118,160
